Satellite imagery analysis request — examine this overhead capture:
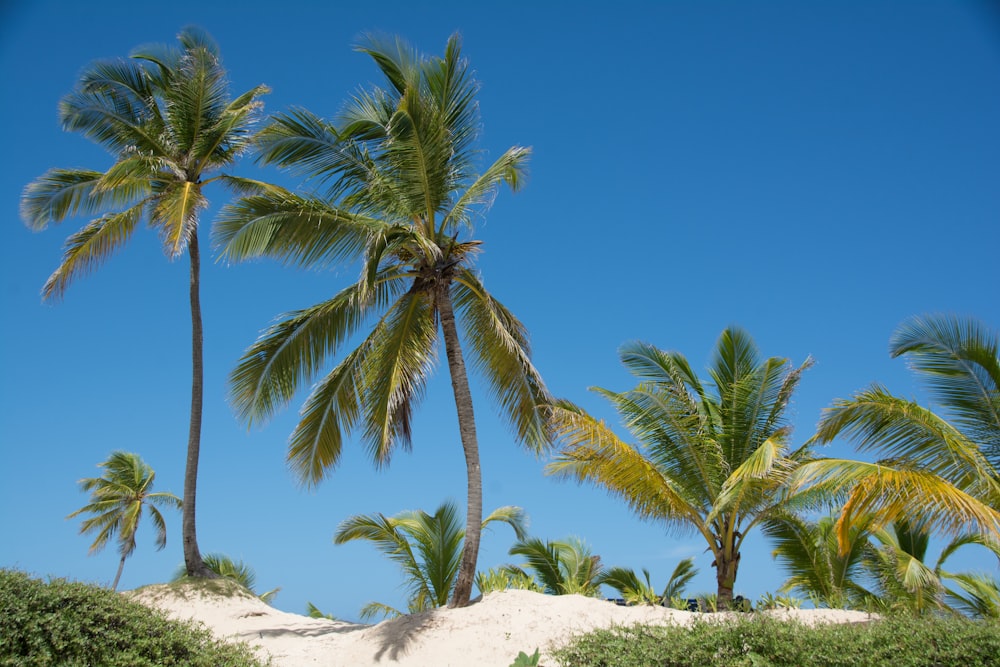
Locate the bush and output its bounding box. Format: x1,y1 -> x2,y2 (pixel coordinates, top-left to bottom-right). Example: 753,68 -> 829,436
0,569 -> 269,666
551,613 -> 1000,667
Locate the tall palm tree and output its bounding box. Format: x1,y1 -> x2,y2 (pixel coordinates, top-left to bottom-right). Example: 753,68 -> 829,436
21,28 -> 273,578
67,451 -> 181,590
546,328 -> 813,609
334,500 -> 527,618
215,35 -> 550,606
797,315 -> 1000,548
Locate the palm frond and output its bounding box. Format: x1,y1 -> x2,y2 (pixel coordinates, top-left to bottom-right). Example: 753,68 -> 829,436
22,169 -> 117,229
41,204 -> 144,300
452,270 -> 551,452
442,146 -> 530,233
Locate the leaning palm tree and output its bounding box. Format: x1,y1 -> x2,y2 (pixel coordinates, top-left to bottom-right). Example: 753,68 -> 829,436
334,500 -> 527,619
797,315 -> 1000,549
216,35 -> 550,606
68,451 -> 181,590
546,328 -> 813,609
22,28 -> 273,578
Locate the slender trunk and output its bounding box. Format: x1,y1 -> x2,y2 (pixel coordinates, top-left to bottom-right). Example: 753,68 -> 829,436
110,554 -> 126,591
183,231 -> 214,578
439,282 -> 482,608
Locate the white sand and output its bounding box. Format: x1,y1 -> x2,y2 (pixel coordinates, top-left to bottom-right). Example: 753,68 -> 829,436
129,583 -> 875,667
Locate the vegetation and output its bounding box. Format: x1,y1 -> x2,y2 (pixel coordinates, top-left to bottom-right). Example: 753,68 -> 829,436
546,328 -> 813,608
21,27 -> 274,579
216,34 -> 550,608
599,557 -> 698,607
796,314 -> 1000,547
67,451 -> 181,590
172,553 -> 280,604
0,569 -> 269,667
333,500 -> 527,618
500,536 -> 605,597
551,614 -> 1000,667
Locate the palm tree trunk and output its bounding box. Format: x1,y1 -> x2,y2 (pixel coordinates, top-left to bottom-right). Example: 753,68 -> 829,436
438,282 -> 482,608
715,550 -> 739,610
110,554 -> 126,591
183,230 -> 213,578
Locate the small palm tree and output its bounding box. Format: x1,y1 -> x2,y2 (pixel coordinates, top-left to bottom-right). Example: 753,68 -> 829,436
172,553 -> 280,604
216,35 -> 550,607
67,451 -> 181,590
546,328 -> 813,608
599,557 -> 698,606
797,315 -> 1000,547
505,536 -> 605,597
763,512 -> 875,609
334,500 -> 527,619
22,28 -> 274,578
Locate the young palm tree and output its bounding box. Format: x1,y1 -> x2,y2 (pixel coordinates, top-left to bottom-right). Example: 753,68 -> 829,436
546,328 -> 813,609
598,557 -> 698,606
67,451 -> 181,590
22,28 -> 273,578
506,536 -> 605,597
215,35 -> 550,606
333,500 -> 527,618
763,512 -> 875,609
172,553 -> 280,604
797,315 -> 1000,548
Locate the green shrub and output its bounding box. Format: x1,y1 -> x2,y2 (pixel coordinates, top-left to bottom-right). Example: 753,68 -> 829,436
552,613 -> 1000,667
0,569 -> 269,666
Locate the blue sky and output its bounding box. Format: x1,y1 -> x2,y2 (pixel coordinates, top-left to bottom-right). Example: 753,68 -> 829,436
1,1 -> 998,622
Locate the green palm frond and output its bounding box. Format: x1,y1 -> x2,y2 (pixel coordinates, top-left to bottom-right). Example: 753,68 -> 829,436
891,314 -> 1000,462
254,108 -> 344,178
443,146 -> 531,232
358,289 -> 439,464
214,189 -> 379,269
21,169 -> 119,228
545,400 -> 702,532
661,557 -> 699,601
453,270 -> 551,452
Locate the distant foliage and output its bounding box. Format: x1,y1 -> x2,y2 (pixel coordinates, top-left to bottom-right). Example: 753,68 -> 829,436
0,569 -> 269,666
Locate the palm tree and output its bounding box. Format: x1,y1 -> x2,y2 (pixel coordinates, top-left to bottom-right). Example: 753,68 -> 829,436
67,451 -> 181,590
598,557 -> 698,606
215,35 -> 550,606
546,328 -> 813,609
798,315 -> 1000,549
334,500 -> 527,619
172,552 -> 280,603
21,28 -> 273,578
763,512 -> 875,609
505,537 -> 604,597
864,521 -> 1000,617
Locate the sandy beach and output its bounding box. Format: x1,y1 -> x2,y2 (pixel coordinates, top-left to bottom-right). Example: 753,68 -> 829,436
129,583 -> 875,666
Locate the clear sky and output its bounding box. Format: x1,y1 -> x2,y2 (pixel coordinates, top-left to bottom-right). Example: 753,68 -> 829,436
1,0 -> 998,622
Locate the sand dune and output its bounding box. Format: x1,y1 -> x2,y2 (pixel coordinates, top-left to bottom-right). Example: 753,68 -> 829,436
129,583 -> 875,666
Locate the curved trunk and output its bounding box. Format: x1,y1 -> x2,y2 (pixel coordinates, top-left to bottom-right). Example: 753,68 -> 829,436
182,231 -> 214,578
110,554 -> 126,591
439,282 -> 482,608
